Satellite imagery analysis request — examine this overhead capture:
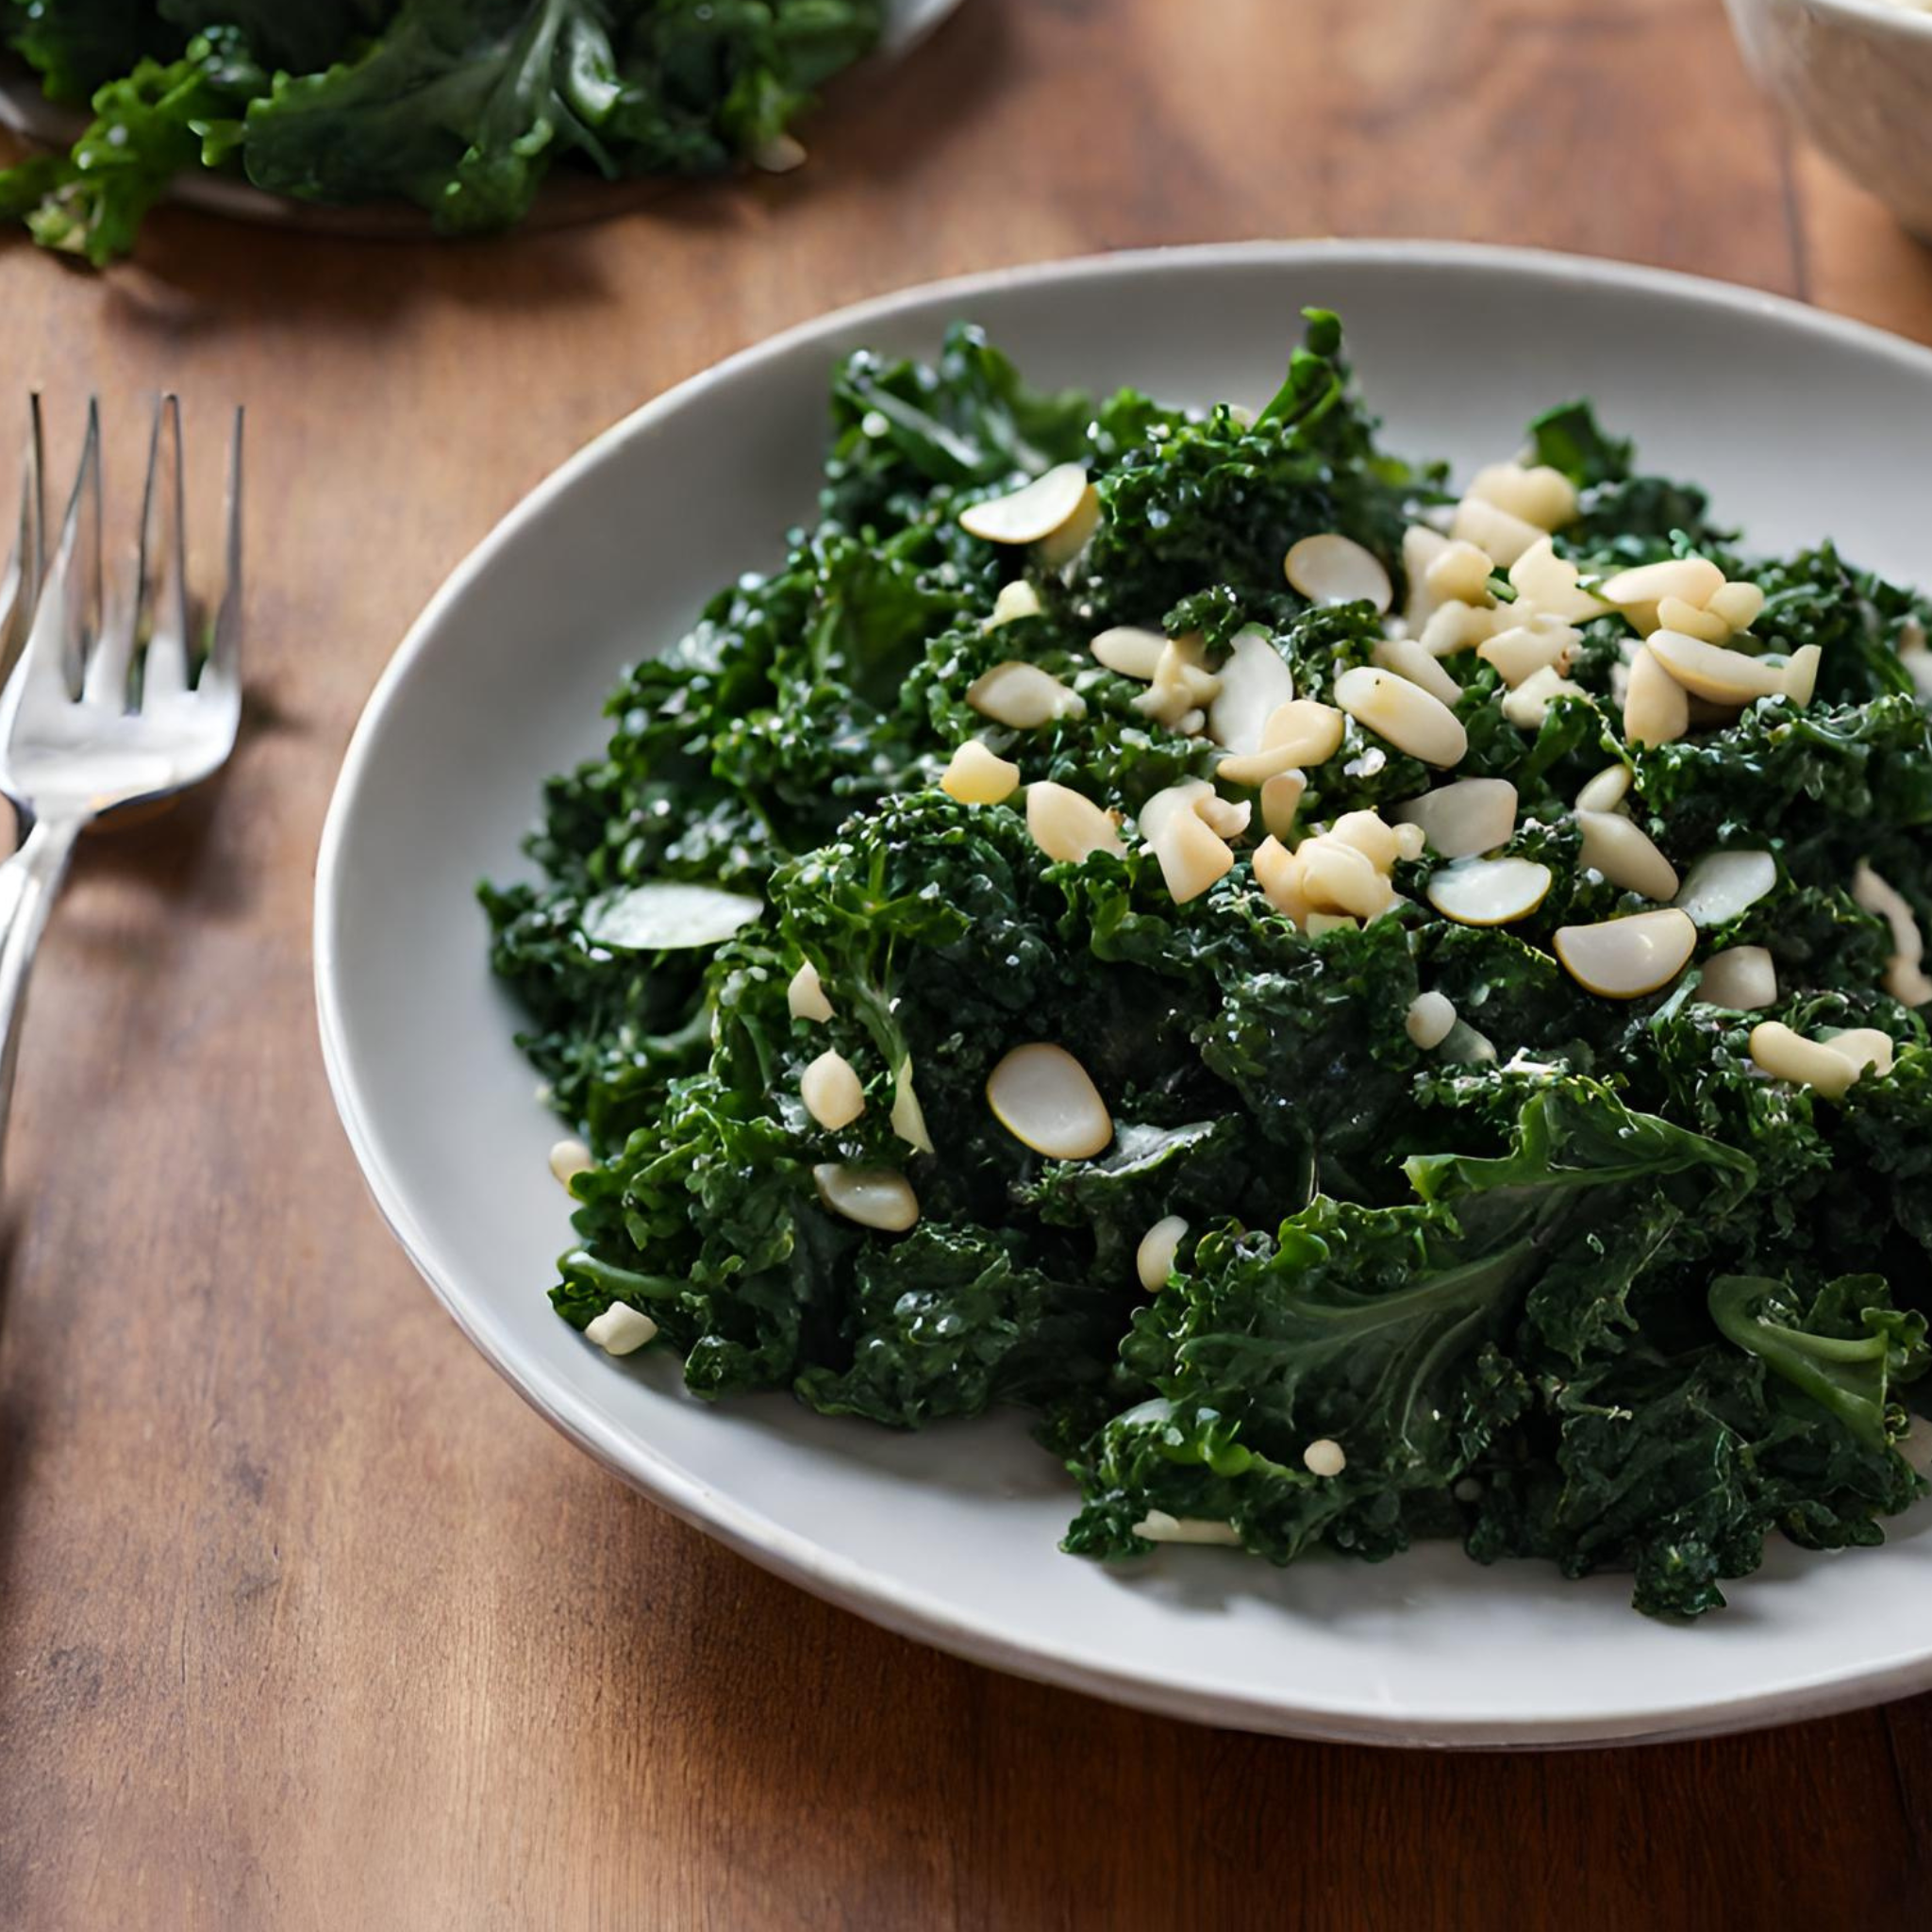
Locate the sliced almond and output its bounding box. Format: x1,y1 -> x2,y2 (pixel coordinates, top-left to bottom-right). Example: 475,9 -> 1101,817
1136,1215 -> 1189,1292
1325,809 -> 1403,873
813,1163 -> 920,1230
1403,524 -> 1454,627
1252,835 -> 1310,921
1027,781 -> 1124,864
967,661 -> 1086,729
1153,808 -> 1236,904
1852,861 -> 1932,1007
1424,540 -> 1496,609
1425,855 -> 1553,926
1468,460 -> 1578,532
1406,990 -> 1457,1049
1696,945 -> 1777,1010
1373,633 -> 1463,708
802,1049 -> 866,1131
1599,556 -> 1726,609
891,1059 -> 934,1154
1747,1023 -> 1868,1102
1500,663 -> 1585,729
958,463 -> 1091,545
986,1042 -> 1113,1160
1656,594 -> 1729,644
1479,623 -> 1577,688
1509,537 -> 1610,622
1392,777 -> 1518,859
787,959 -> 833,1024
1647,630 -> 1788,704
1285,532 -> 1392,612
1300,837 -> 1397,919
1208,626 -> 1296,753
988,580 -> 1043,628
1451,495 -> 1541,569
1624,644 -> 1690,746
1260,769 -> 1307,841
1577,810 -> 1679,901
1554,908 -> 1697,998
1334,665 -> 1467,768
1091,626 -> 1167,680
1707,580 -> 1766,633
1419,600 -> 1507,658
1575,763 -> 1633,814
1675,849 -> 1776,927
1038,483 -> 1102,567
941,740 -> 1021,805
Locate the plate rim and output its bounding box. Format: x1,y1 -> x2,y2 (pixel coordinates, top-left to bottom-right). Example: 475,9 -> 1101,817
314,238 -> 1932,1749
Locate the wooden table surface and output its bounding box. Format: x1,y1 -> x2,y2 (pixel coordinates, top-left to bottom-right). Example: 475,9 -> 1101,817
2,2 -> 1930,1924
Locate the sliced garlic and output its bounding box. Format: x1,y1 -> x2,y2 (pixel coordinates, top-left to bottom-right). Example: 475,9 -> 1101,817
549,1139 -> 593,1188
1575,763 -> 1633,814
1696,945 -> 1777,1010
1647,630 -> 1788,704
1674,849 -> 1776,927
1136,1215 -> 1189,1292
585,1302 -> 658,1357
1406,990 -> 1457,1049
1624,644 -> 1690,746
813,1162 -> 920,1231
1334,665 -> 1468,768
1260,769 -> 1307,841
1038,483 -> 1102,567
1208,626 -> 1296,753
1091,625 -> 1167,680
1300,837 -> 1397,919
1481,624 -> 1578,689
801,1049 -> 866,1131
1392,778 -> 1518,859
1373,633 -> 1462,708
941,740 -> 1021,805
1468,460 -> 1577,531
958,463 -> 1091,545
1403,524 -> 1454,627
891,1059 -> 934,1154
1823,1028 -> 1896,1080
1325,809 -> 1403,873
1026,781 -> 1124,864
1425,855 -> 1553,926
1451,495 -> 1541,569
788,959 -> 834,1023
1747,1023 -> 1870,1102
1285,532 -> 1392,611
1135,634 -> 1220,726
1500,663 -> 1585,729
1655,594 -> 1729,644
1424,540 -> 1496,609
1215,699 -> 1344,786
966,661 -> 1086,729
1132,1510 -> 1242,1546
1303,1438 -> 1348,1479
1195,793 -> 1251,841
988,579 -> 1043,628
1553,908 -> 1697,998
1577,810 -> 1679,901
986,1042 -> 1113,1160
1305,912 -> 1360,937
1509,538 -> 1610,622
1138,780 -> 1213,849
1707,580 -> 1766,633
1420,600 -> 1509,657
1599,556 -> 1726,610
1252,836 -> 1309,921
1153,808 -> 1236,904
1783,643 -> 1822,708
1852,861 -> 1932,1007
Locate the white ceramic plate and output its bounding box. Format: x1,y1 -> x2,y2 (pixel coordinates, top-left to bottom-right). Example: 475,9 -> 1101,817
316,242 -> 1932,1748
0,0 -> 964,235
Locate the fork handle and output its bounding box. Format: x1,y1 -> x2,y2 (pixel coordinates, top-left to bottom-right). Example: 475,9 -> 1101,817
0,815 -> 82,1180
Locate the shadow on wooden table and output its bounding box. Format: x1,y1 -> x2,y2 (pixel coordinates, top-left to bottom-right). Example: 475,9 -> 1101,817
629,1512 -> 1932,1928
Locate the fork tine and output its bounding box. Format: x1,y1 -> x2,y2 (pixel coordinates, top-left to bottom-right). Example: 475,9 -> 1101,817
32,400 -> 102,705
0,396 -> 45,687
123,392 -> 190,710
199,406 -> 243,702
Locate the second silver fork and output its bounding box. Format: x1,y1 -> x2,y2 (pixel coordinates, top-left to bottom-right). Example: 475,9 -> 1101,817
0,399 -> 244,1176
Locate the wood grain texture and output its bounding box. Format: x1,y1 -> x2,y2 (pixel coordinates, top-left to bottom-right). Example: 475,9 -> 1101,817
0,1 -> 1927,1924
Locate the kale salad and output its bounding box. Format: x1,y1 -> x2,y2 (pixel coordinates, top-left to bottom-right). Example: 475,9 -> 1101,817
0,1 -> 885,262
484,311 -> 1932,1618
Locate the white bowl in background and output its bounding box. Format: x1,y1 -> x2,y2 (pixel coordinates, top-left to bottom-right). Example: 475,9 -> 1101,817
1726,0 -> 1932,238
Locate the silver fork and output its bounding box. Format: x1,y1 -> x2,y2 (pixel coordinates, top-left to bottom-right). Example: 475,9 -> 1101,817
0,398 -> 243,1174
